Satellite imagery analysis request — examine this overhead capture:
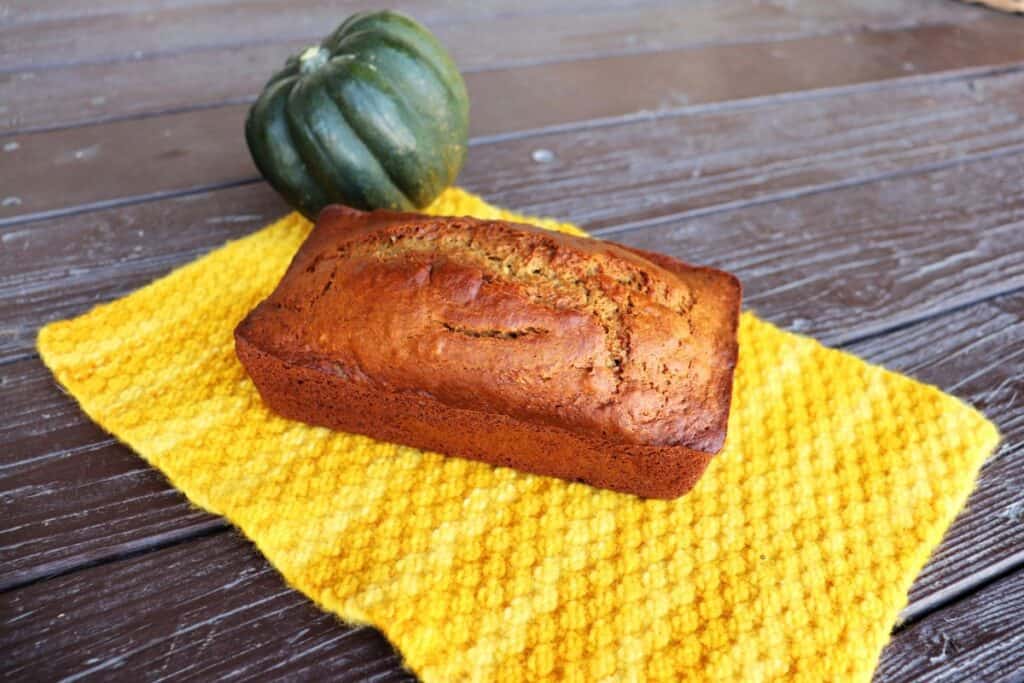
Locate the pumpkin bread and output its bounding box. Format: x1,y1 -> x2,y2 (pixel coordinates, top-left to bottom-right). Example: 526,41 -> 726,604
235,207 -> 742,499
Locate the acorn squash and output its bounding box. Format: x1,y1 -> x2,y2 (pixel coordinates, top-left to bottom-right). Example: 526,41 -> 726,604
245,11 -> 469,218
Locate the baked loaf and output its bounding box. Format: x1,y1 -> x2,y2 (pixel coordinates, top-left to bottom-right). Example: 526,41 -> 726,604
235,206 -> 741,498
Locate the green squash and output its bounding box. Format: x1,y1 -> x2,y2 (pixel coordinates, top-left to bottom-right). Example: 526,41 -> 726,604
245,10 -> 469,218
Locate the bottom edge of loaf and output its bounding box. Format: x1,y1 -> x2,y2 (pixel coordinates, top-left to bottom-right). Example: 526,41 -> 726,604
236,337 -> 713,499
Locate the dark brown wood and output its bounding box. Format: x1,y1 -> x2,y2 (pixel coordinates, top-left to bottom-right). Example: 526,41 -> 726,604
0,184 -> 286,363
0,0 -> 989,73
0,531 -> 413,682
876,567 -> 1024,682
4,290 -> 1023,680
5,15 -> 1023,136
0,358 -> 225,592
6,20 -> 1024,222
0,0 -> 602,71
473,64 -> 1024,233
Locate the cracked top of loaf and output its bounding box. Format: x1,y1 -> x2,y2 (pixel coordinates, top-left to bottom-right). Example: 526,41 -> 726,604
236,205 -> 742,452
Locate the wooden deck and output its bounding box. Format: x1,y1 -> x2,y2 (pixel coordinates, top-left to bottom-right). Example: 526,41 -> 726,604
2,1 -> 1023,680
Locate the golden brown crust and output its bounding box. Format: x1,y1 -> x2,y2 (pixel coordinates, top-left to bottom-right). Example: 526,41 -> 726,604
235,206 -> 741,498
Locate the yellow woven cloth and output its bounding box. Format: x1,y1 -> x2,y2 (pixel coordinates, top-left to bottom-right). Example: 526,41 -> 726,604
39,188 -> 998,682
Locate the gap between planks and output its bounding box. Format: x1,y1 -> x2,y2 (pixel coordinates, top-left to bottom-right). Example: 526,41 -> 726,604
896,548 -> 1024,629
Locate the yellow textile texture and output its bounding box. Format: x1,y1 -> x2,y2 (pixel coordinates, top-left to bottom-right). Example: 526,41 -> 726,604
38,188 -> 998,682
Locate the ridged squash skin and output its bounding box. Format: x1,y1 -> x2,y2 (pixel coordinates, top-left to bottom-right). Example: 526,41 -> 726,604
245,11 -> 469,218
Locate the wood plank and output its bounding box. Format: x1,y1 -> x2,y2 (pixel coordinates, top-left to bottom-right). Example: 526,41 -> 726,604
4,288 -> 1023,679
0,531 -> 412,682
473,63 -> 1024,234
0,187 -> 285,589
876,568 -> 1024,682
0,0 -> 990,73
3,13 -> 1022,143
6,70 -> 1024,361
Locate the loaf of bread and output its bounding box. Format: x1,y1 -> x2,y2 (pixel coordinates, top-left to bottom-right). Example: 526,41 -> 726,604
235,206 -> 741,498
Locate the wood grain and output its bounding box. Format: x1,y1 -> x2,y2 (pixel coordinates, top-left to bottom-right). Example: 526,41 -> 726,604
0,531 -> 413,682
0,0 -> 990,73
0,357 -> 226,592
472,65 -> 1024,233
0,0 -> 664,26
0,0 -> 647,69
876,567 -> 1024,683
5,14 -> 1023,136
4,290 -> 1022,679
0,184 -> 287,364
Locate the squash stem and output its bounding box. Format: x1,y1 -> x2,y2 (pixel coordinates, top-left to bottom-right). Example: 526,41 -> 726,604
299,46 -> 331,74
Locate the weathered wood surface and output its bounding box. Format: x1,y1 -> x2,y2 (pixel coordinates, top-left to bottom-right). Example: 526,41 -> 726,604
3,1 -> 1023,679
3,292 -> 1022,679
5,25 -> 1024,222
614,149 -> 1024,345
0,0 -> 991,72
876,568 -> 1024,682
0,354 -> 226,592
0,531 -> 414,682
5,15 -> 1022,136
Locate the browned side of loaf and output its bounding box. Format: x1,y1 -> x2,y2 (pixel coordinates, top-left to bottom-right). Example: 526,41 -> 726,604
236,335 -> 713,499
